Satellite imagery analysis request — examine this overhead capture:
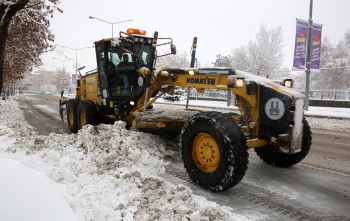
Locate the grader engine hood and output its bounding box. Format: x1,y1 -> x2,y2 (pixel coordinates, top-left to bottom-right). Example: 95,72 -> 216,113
234,70 -> 305,153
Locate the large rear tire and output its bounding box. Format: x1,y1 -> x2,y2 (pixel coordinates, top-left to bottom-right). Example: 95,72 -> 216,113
66,99 -> 80,133
77,100 -> 97,130
180,111 -> 249,192
254,118 -> 312,167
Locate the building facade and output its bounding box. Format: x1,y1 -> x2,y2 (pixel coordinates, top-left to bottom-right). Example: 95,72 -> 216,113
30,70 -> 54,89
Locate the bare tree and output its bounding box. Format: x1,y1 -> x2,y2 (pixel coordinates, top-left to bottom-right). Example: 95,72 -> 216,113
51,68 -> 71,90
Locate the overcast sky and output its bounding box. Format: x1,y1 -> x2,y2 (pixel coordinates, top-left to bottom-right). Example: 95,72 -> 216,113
40,0 -> 350,74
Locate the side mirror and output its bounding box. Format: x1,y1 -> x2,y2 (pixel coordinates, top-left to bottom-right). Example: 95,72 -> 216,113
78,66 -> 85,78
171,44 -> 176,55
78,66 -> 85,71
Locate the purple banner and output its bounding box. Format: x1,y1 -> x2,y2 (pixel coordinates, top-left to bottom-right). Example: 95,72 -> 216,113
72,74 -> 77,85
311,24 -> 322,70
293,19 -> 308,70
71,74 -> 81,84
293,19 -> 323,70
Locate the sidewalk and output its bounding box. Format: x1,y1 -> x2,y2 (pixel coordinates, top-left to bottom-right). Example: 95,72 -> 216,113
0,156 -> 80,221
304,106 -> 350,119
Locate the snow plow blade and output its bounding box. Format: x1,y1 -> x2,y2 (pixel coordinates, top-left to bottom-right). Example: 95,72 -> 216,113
131,108 -> 200,132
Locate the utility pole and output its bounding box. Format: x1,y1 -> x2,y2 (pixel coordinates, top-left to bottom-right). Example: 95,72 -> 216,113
305,0 -> 313,111
186,37 -> 197,109
62,46 -> 91,85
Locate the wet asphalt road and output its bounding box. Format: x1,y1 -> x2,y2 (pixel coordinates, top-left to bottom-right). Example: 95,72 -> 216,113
18,94 -> 70,135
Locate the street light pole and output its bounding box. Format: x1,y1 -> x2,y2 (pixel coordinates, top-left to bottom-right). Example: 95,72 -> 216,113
88,16 -> 133,38
52,57 -> 73,70
305,0 -> 313,111
51,65 -> 69,69
62,46 -> 91,84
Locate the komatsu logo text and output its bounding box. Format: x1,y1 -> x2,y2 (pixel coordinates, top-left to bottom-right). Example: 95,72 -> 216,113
186,78 -> 216,85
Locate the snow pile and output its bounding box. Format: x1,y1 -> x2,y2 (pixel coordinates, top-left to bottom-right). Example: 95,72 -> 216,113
307,117 -> 350,131
0,98 -> 238,221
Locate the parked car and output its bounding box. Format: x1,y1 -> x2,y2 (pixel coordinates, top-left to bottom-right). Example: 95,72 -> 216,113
45,91 -> 50,95
40,91 -> 45,95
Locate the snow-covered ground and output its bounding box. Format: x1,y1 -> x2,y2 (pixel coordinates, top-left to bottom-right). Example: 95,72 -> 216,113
0,96 -> 349,221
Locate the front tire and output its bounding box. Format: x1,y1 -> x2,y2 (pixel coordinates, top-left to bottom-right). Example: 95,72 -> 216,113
77,100 -> 97,130
180,111 -> 249,192
66,99 -> 80,133
254,118 -> 312,167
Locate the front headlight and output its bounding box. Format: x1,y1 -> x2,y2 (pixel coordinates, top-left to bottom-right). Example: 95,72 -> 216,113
283,79 -> 293,88
188,70 -> 195,75
227,76 -> 245,88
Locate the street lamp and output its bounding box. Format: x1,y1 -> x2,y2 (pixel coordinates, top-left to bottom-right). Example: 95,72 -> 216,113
52,57 -> 73,69
89,15 -> 133,38
51,65 -> 69,69
62,46 -> 91,84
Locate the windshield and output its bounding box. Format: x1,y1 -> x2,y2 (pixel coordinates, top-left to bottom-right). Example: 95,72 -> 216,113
135,44 -> 152,67
109,37 -> 153,67
108,45 -> 133,66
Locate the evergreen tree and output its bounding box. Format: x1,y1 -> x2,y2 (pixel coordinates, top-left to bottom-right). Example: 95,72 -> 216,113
162,86 -> 186,102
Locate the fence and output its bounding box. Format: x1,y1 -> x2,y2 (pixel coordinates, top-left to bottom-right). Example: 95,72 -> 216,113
300,90 -> 349,100
189,89 -> 350,101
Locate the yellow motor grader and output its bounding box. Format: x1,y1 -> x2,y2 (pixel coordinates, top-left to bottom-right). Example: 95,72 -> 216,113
59,28 -> 312,192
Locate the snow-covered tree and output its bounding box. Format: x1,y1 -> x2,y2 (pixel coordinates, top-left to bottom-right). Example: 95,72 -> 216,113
156,51 -> 190,68
0,0 -> 61,94
229,46 -> 251,70
212,54 -> 231,67
230,23 -> 284,78
1,0 -> 29,94
41,83 -> 55,94
319,37 -> 336,68
51,68 -> 71,90
312,29 -> 350,90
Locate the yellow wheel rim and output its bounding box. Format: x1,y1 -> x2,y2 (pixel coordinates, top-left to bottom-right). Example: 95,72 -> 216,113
79,110 -> 86,127
68,108 -> 74,125
192,132 -> 220,173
